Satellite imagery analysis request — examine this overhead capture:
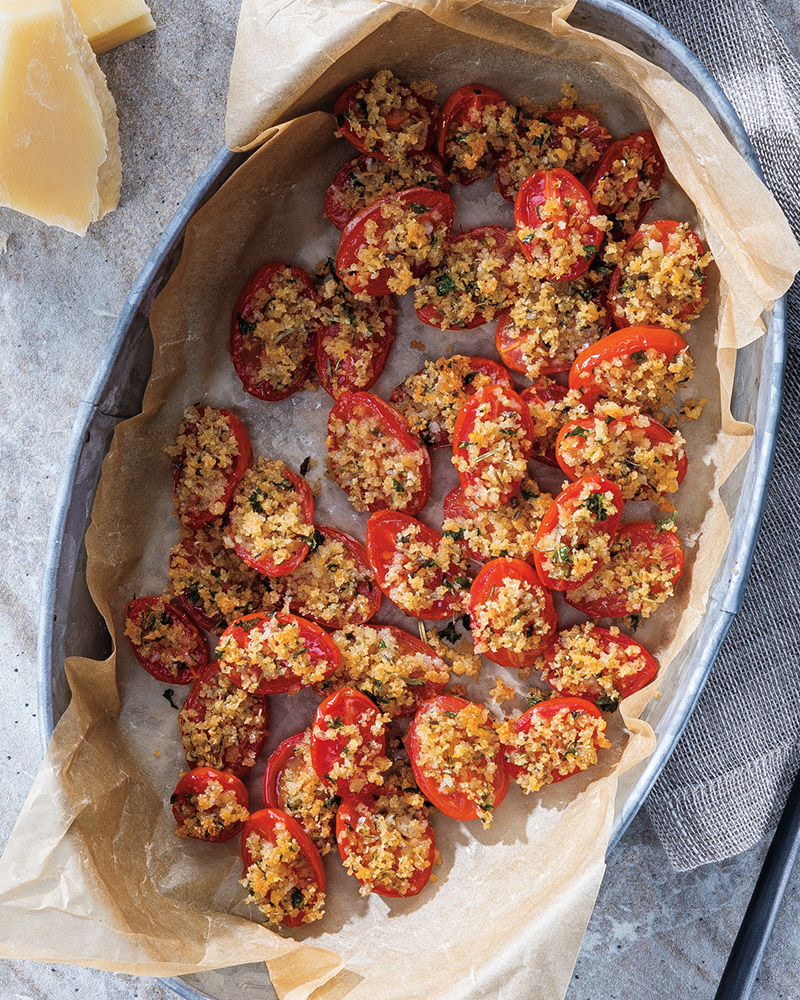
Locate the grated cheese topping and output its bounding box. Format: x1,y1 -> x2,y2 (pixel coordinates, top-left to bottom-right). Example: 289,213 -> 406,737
277,731 -> 337,854
282,533 -> 375,628
545,623 -> 651,709
217,614 -> 329,693
168,405 -> 242,525
381,522 -> 471,616
472,574 -> 553,657
179,669 -> 267,773
173,778 -> 249,840
453,399 -> 529,508
535,480 -> 619,584
242,827 -> 325,925
442,479 -> 552,562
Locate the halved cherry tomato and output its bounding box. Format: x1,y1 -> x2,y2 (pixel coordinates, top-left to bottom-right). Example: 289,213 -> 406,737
124,596 -> 208,684
389,355 -> 513,448
171,766 -> 249,842
565,520 -> 684,619
435,83 -> 511,184
179,661 -> 269,777
415,226 -> 523,329
606,220 -> 709,329
333,72 -> 439,162
585,131 -> 665,237
263,731 -> 307,810
324,151 -> 449,230
336,187 -> 456,297
216,611 -> 340,695
365,510 -> 471,621
225,460 -> 315,576
171,406 -> 253,529
514,168 -> 605,281
442,480 -> 551,564
327,391 -> 432,515
542,624 -> 659,710
468,558 -> 557,668
520,379 -> 572,468
336,791 -> 436,897
532,476 -> 623,591
452,384 -> 535,509
240,808 -> 326,927
310,687 -> 389,797
501,696 -> 609,789
230,262 -> 317,401
569,326 -> 691,409
406,695 -> 509,826
555,410 -> 687,501
283,525 -> 382,629
541,108 -> 612,161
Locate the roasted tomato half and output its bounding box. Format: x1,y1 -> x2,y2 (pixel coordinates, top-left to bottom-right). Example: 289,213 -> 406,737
520,379 -> 573,468
452,384 -> 535,509
179,660 -> 269,777
498,697 -> 610,793
324,151 -> 449,230
326,391 -> 432,514
469,558 -> 557,668
607,219 -> 710,331
336,790 -> 437,897
542,623 -> 659,711
310,687 -> 390,797
216,611 -> 340,695
435,83 -> 513,184
336,187 -> 456,297
124,596 -> 208,684
532,476 -> 623,591
241,808 -> 326,926
365,510 -> 472,621
171,766 -> 250,842
514,168 -> 606,281
569,326 -> 694,412
171,405 -> 253,529
389,354 -> 513,448
565,520 -> 684,620
230,262 -> 318,401
333,70 -> 439,162
585,131 -> 665,237
406,695 -> 509,828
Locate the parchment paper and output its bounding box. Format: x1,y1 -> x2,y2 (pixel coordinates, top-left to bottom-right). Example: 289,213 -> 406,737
1,3 -> 798,1000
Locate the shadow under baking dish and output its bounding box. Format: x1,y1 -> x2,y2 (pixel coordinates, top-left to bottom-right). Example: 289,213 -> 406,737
36,1 -> 785,998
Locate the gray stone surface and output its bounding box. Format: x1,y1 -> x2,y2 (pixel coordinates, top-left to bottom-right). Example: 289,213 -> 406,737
0,1 -> 798,998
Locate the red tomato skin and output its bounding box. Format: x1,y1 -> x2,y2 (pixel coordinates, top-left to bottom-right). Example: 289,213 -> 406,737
389,356 -> 513,449
310,687 -> 387,797
406,695 -> 509,821
416,226 -> 522,329
569,326 -> 689,408
514,168 -> 605,281
181,661 -> 269,778
286,525 -> 382,629
336,187 -> 456,297
468,558 -> 557,668
124,596 -> 208,684
230,466 -> 314,577
241,808 -> 326,927
324,151 -> 449,230
169,535 -> 226,633
564,520 -> 685,618
365,510 -> 469,621
171,767 -> 249,843
585,131 -> 665,232
333,80 -> 438,162
327,392 -> 432,515
171,407 -> 253,530
555,414 -> 688,491
441,485 -> 488,562
230,263 -> 317,401
532,475 -> 624,591
606,220 -> 708,329
335,794 -> 436,897
262,731 -> 307,810
520,380 -> 570,468
543,627 -> 659,703
218,612 -> 341,695
435,84 -> 510,184
504,697 -> 606,784
452,384 -> 536,509
316,296 -> 396,399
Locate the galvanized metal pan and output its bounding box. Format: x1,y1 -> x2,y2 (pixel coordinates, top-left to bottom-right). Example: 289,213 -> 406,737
36,1 -> 784,997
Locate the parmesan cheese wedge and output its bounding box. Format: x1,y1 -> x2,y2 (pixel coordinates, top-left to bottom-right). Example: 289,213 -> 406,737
0,0 -> 122,235
70,0 -> 155,54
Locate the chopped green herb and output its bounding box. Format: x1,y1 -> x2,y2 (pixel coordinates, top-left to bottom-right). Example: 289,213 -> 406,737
162,689 -> 179,710
237,316 -> 258,336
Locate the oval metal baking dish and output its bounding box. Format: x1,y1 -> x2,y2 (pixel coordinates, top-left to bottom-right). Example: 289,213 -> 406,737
37,2 -> 785,999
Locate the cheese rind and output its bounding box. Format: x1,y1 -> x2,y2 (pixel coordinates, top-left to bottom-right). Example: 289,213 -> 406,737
70,0 -> 155,54
0,0 -> 121,235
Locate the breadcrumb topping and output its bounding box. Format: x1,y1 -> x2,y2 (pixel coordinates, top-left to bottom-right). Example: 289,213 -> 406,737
242,827 -> 324,924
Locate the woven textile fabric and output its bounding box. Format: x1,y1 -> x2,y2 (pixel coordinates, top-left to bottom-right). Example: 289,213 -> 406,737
625,0 -> 800,871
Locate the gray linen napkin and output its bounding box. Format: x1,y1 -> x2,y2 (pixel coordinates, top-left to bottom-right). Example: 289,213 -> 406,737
623,0 -> 800,871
